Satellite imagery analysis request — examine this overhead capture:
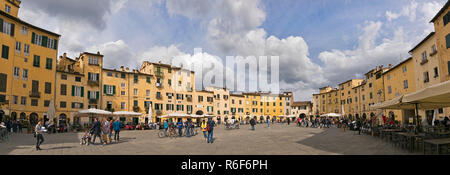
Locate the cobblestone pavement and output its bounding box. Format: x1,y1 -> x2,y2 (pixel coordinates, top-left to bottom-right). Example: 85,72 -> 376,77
0,124 -> 416,155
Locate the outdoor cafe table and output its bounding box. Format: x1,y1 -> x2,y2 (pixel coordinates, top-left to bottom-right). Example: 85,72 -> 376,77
395,132 -> 424,152
380,129 -> 403,142
423,138 -> 450,155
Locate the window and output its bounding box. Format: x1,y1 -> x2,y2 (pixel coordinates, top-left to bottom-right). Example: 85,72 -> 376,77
121,102 -> 126,110
121,83 -> 125,88
107,72 -> 113,77
388,86 -> 392,94
369,83 -> 372,88
20,97 -> 26,105
134,89 -> 138,96
20,69 -> 27,81
87,91 -> 98,99
23,44 -> 30,56
146,77 -> 151,83
402,66 -> 407,72
422,51 -> 427,62
121,91 -> 125,96
133,100 -> 138,107
104,85 -> 115,95
88,56 -> 99,65
1,45 -> 9,59
33,55 -> 40,67
445,11 -> 450,26
1,20 -> 12,36
121,73 -> 126,79
60,101 -> 67,108
403,80 -> 408,89
168,68 -> 171,73
75,77 -> 81,82
45,82 -> 51,94
434,67 -> 439,78
72,86 -> 84,97
168,79 -> 172,86
448,61 -> 450,75
134,75 -> 138,83
71,102 -> 84,109
439,108 -> 444,114
5,5 -> 11,13
45,58 -> 52,70
198,96 -> 203,102
60,84 -> 67,95
88,73 -> 99,81
44,100 -> 50,107
387,74 -> 390,80
31,99 -> 38,106
12,96 -> 18,104
13,67 -> 19,78
369,92 -> 373,99
15,41 -> 21,53
21,26 -> 28,35
424,72 -> 430,83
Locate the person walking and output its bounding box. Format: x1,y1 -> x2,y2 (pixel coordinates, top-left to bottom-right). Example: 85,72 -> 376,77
287,118 -> 290,125
250,118 -> 256,131
112,119 -> 121,142
177,120 -> 183,137
206,118 -> 215,144
267,117 -> 270,128
356,118 -> 362,135
201,120 -> 208,141
164,120 -> 168,133
91,118 -> 103,146
35,120 -> 45,151
18,120 -> 22,133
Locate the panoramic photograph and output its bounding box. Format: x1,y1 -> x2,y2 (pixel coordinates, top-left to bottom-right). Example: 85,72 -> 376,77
1,0 -> 450,159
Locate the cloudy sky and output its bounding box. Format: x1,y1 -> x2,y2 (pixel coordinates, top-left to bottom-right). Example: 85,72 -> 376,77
19,0 -> 445,101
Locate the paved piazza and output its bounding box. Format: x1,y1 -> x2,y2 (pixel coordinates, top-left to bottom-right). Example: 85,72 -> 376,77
0,124 -> 416,155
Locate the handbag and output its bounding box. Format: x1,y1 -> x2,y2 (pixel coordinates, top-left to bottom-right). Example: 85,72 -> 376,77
33,132 -> 36,138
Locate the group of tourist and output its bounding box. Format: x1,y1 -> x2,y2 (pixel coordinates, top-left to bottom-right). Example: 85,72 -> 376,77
82,118 -> 123,146
1,120 -> 23,133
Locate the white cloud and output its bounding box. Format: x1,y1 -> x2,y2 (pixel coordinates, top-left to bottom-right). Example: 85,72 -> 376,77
166,0 -> 213,19
385,1 -> 418,22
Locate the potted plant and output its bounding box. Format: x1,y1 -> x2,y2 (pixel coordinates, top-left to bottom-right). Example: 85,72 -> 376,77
140,123 -> 145,130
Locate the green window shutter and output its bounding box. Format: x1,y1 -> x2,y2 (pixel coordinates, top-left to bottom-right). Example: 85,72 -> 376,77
87,91 -> 91,99
113,86 -> 116,95
72,86 -> 75,96
446,34 -> 450,49
42,36 -> 48,47
0,18 -> 3,33
54,39 -> 58,50
32,33 -> 36,44
71,102 -> 75,108
80,87 -> 84,97
1,45 -> 8,59
10,23 -> 14,37
96,91 -> 99,99
96,73 -> 99,81
80,103 -> 84,109
104,85 -> 107,94
448,61 -> 450,75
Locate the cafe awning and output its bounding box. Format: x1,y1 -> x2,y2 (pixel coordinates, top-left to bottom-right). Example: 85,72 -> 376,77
320,113 -> 342,117
402,80 -> 450,109
370,96 -> 408,110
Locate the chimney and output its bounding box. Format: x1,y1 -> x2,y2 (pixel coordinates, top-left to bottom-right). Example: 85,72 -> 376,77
63,53 -> 67,58
158,61 -> 162,64
120,66 -> 124,71
97,51 -> 101,55
126,67 -> 129,72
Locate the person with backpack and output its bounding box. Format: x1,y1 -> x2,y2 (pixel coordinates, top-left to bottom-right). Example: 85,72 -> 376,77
206,118 -> 215,144
112,119 -> 122,142
91,118 -> 103,146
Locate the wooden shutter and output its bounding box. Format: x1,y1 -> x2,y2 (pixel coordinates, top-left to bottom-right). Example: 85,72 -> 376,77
104,85 -> 107,94
54,39 -> 58,50
31,33 -> 35,44
446,34 -> 450,49
72,85 -> 75,96
10,23 -> 14,36
96,91 -> 99,99
87,91 -> 91,99
42,36 -> 48,47
113,86 -> 116,95
1,45 -> 8,59
80,87 -> 84,97
0,73 -> 6,92
96,73 -> 99,81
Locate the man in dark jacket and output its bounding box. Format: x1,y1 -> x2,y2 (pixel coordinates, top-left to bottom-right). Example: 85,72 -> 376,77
250,118 -> 256,131
91,118 -> 103,146
207,118 -> 215,144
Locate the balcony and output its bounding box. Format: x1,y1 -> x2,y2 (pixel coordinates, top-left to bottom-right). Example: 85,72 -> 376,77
156,95 -> 162,99
154,71 -> 164,77
29,91 -> 41,98
430,50 -> 438,57
88,80 -> 99,86
105,108 -> 115,112
156,83 -> 163,88
420,59 -> 428,65
89,99 -> 98,104
133,106 -> 140,112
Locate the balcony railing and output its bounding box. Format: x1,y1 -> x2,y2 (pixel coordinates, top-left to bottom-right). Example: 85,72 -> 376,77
154,71 -> 164,77
88,80 -> 99,86
89,99 -> 98,104
29,91 -> 41,98
156,83 -> 163,88
430,50 -> 438,57
420,59 -> 428,65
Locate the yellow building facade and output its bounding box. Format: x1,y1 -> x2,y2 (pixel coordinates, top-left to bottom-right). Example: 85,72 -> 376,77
0,0 -> 60,128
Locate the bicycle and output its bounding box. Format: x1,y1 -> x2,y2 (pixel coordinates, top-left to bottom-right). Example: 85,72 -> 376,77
158,128 -> 168,138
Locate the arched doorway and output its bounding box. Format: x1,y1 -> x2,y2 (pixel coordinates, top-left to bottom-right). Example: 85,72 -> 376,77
348,114 -> 353,121
259,116 -> 264,123
355,114 -> 360,120
19,112 -> 26,121
11,112 -> 17,121
29,113 -> 38,127
362,113 -> 367,120
58,114 -> 67,132
0,110 -> 4,122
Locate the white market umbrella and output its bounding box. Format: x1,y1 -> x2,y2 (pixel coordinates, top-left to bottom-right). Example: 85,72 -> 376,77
47,100 -> 56,125
113,111 -> 142,116
147,105 -> 153,123
78,108 -> 112,115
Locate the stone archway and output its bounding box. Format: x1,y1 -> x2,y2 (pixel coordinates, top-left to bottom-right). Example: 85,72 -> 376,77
11,112 -> 17,121
196,110 -> 204,115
